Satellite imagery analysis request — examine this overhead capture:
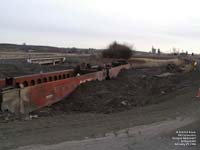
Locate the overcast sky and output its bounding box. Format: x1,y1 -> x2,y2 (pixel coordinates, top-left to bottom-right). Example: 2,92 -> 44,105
0,0 -> 200,53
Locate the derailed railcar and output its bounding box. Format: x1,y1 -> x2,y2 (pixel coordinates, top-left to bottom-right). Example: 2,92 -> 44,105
0,64 -> 130,114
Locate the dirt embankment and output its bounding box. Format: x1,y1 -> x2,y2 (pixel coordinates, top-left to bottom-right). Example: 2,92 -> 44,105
34,64 -> 191,116
0,63 -> 199,150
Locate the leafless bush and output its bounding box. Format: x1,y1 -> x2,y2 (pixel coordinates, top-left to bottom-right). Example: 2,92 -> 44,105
102,42 -> 133,59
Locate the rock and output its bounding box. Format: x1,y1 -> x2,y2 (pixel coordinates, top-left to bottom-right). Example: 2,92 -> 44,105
121,101 -> 127,106
161,91 -> 165,94
30,114 -> 38,119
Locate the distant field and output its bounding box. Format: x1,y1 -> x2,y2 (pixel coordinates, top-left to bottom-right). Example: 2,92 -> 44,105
128,57 -> 183,67
0,51 -> 91,59
0,50 -> 194,78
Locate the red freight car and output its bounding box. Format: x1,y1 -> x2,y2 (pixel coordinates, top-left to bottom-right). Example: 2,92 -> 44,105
0,69 -> 74,89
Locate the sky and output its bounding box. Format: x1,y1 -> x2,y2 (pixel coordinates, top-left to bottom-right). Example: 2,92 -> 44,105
0,0 -> 200,53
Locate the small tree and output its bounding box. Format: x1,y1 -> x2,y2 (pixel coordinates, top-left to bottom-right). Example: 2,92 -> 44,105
102,41 -> 133,59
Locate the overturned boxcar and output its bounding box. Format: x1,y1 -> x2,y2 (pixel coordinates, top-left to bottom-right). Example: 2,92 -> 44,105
0,64 -> 130,114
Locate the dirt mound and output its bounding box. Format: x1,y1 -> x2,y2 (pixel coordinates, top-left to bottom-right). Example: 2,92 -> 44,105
35,66 -> 190,115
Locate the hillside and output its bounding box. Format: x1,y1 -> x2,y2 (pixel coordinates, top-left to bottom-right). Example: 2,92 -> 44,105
0,43 -> 96,54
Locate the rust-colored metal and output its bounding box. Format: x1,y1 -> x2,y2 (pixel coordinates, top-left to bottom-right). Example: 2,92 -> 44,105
1,64 -> 130,114
14,69 -> 74,87
0,79 -> 5,89
109,64 -> 130,78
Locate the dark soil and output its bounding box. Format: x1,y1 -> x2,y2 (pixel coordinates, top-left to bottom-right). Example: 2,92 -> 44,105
0,59 -> 72,78
35,66 -> 191,115
0,65 -> 199,150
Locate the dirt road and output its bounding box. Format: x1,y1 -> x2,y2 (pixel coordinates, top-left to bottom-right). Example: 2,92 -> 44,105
14,118 -> 198,150
0,69 -> 199,150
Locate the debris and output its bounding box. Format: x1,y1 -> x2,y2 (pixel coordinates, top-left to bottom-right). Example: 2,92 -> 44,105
141,75 -> 147,78
161,91 -> 165,94
196,88 -> 200,98
155,72 -> 174,78
33,66 -> 186,115
29,115 -> 38,119
121,101 -> 128,106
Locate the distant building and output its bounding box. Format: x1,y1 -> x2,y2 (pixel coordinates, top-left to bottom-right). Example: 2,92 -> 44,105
152,46 -> 156,54
157,48 -> 161,54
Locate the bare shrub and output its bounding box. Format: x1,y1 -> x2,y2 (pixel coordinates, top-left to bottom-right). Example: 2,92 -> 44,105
102,42 -> 133,59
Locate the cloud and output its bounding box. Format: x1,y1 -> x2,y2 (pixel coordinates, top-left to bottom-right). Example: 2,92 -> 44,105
0,0 -> 200,52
